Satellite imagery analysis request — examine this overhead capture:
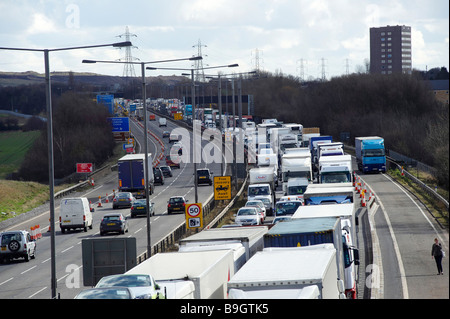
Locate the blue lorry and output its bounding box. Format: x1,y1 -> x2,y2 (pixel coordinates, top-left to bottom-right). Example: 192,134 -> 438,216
355,136 -> 386,173
118,154 -> 154,198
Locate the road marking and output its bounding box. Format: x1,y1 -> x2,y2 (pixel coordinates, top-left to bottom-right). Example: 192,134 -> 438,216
21,265 -> 37,275
61,245 -> 74,253
41,257 -> 51,264
0,277 -> 14,286
28,286 -> 46,299
134,228 -> 142,234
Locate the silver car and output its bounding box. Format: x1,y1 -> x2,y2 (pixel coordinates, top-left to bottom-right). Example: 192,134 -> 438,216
0,230 -> 36,263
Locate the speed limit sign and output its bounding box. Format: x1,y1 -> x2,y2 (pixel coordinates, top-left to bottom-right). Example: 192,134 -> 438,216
186,203 -> 203,229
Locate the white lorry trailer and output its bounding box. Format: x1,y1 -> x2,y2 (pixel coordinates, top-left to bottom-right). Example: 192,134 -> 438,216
125,250 -> 235,299
178,226 -> 268,264
292,204 -> 359,299
227,244 -> 345,299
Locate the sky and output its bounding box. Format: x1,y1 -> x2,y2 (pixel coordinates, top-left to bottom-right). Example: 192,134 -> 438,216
0,0 -> 448,80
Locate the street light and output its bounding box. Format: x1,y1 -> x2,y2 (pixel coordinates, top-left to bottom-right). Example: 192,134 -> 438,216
0,41 -> 132,299
147,63 -> 239,203
83,55 -> 201,259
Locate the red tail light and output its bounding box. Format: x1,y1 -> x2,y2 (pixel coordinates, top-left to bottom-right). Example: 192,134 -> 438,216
168,204 -> 171,207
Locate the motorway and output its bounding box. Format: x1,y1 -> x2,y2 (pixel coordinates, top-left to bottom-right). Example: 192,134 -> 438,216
0,113 -> 223,299
0,113 -> 448,299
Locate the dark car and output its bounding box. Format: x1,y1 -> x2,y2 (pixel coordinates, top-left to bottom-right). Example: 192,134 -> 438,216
153,167 -> 164,185
100,213 -> 128,235
196,168 -> 212,185
131,199 -> 155,218
165,154 -> 180,169
162,131 -> 170,138
167,196 -> 188,214
160,165 -> 172,177
112,192 -> 135,209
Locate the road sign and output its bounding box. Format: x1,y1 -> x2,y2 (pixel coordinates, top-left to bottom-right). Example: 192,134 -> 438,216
174,112 -> 183,120
185,203 -> 203,229
76,163 -> 93,173
97,94 -> 114,114
108,117 -> 130,132
214,176 -> 231,200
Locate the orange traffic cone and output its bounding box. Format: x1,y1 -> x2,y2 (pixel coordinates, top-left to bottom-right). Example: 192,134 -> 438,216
97,196 -> 102,207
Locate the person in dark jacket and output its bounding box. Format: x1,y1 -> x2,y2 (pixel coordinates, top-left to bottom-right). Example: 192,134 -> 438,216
431,238 -> 444,275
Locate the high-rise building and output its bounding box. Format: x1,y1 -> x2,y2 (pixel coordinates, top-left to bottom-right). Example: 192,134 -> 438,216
370,25 -> 412,75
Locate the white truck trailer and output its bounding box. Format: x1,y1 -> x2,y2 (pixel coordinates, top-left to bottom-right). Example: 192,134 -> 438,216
292,204 -> 359,299
227,244 -> 345,299
178,226 -> 268,272
126,250 -> 234,299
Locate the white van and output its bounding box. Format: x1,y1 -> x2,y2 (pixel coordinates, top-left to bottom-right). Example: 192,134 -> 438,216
59,197 -> 94,233
159,118 -> 167,127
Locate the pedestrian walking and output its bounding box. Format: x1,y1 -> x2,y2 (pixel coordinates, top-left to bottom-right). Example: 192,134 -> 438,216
431,238 -> 444,275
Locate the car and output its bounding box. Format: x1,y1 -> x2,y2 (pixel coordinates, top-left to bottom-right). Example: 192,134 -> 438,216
153,167 -> 164,185
100,213 -> 129,235
95,274 -> 164,299
75,287 -> 136,299
112,192 -> 135,209
160,165 -> 172,177
0,230 -> 36,263
272,216 -> 292,224
165,154 -> 181,169
131,199 -> 155,218
167,196 -> 188,214
196,168 -> 213,186
253,196 -> 273,216
274,200 -> 303,217
245,200 -> 266,220
234,207 -> 262,226
162,131 -> 170,138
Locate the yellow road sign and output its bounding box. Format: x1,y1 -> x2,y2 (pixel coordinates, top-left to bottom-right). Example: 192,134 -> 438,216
214,176 -> 231,200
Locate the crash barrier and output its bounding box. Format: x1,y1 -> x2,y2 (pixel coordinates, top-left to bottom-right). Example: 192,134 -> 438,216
385,156 -> 449,214
345,144 -> 448,215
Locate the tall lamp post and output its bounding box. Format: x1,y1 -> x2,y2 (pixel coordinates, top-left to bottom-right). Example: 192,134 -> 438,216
82,56 -> 202,259
147,63 -> 238,203
0,41 -> 132,299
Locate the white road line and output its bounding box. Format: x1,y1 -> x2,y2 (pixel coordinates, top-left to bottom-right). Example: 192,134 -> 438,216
41,257 -> 51,264
21,265 -> 37,275
0,277 -> 14,286
28,286 -> 46,299
61,245 -> 74,253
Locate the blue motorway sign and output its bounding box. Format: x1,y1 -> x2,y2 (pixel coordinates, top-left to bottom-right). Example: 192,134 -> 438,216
108,117 -> 130,132
97,94 -> 114,114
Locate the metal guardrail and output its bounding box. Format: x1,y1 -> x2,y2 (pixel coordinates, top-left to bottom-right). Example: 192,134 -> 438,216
386,156 -> 449,213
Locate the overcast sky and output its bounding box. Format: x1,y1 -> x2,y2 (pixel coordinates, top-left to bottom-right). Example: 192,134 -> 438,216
0,0 -> 448,80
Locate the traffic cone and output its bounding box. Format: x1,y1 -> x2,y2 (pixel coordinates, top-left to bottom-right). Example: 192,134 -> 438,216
36,225 -> 42,239
30,226 -> 36,240
97,196 -> 102,207
361,190 -> 366,207
105,194 -> 109,203
47,218 -> 51,232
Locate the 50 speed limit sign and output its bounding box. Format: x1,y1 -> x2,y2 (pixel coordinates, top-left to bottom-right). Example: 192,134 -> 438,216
185,203 -> 203,229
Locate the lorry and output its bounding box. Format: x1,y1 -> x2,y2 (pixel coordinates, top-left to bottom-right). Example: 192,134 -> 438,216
303,183 -> 355,205
281,149 -> 312,195
292,204 -> 359,299
317,142 -> 344,159
178,226 -> 268,272
117,153 -> 154,198
248,167 -> 277,215
355,136 -> 386,173
227,244 -> 345,299
318,154 -> 353,184
125,250 -> 235,299
264,217 -> 344,286
309,135 -> 333,171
